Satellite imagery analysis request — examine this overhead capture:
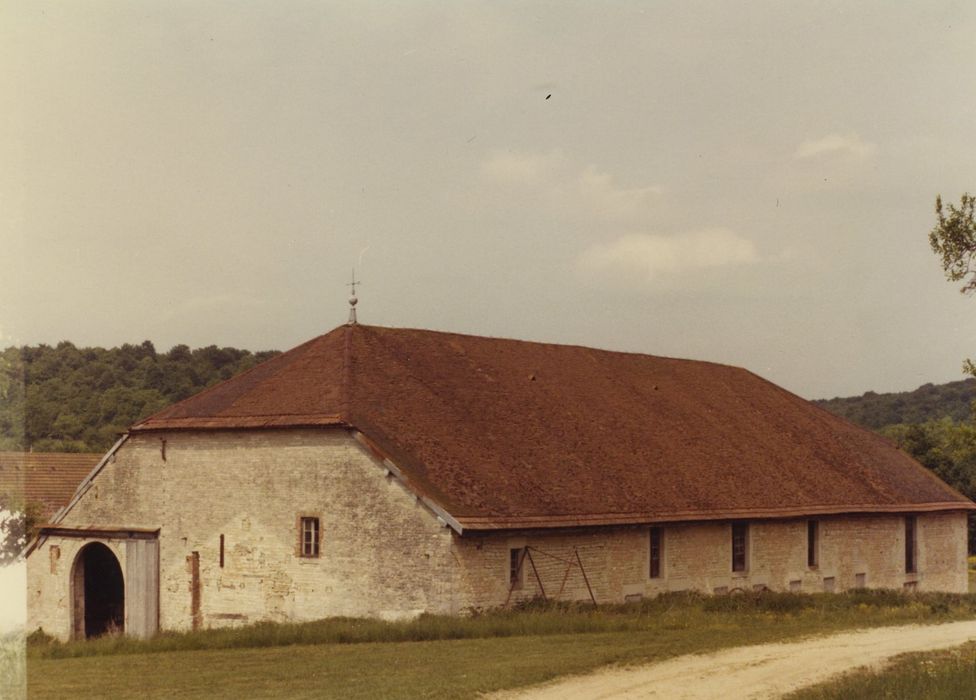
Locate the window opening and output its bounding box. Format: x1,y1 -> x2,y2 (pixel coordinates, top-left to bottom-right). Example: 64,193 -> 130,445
509,547 -> 525,590
732,522 -> 749,572
301,517 -> 320,558
905,516 -> 917,574
807,520 -> 819,569
649,527 -> 663,579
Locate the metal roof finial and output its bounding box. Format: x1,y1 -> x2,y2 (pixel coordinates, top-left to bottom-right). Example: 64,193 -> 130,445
347,268 -> 360,325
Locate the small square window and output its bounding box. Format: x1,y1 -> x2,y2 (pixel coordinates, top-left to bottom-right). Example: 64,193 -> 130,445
300,517 -> 320,558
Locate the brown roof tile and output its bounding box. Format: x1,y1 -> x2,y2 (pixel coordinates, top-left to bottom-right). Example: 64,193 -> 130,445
133,325 -> 976,530
0,452 -> 101,520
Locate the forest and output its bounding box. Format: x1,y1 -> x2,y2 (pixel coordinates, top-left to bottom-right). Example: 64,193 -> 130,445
0,341 -> 279,453
813,379 -> 976,429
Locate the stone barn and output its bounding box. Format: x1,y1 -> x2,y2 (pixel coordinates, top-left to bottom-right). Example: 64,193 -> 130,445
26,324 -> 976,640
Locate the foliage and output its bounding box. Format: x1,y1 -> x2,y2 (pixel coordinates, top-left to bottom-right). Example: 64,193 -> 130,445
930,193 -> 976,295
27,590 -> 976,660
930,192 -> 976,378
0,341 -> 279,453
813,379 -> 976,430
880,419 -> 976,550
0,498 -> 43,565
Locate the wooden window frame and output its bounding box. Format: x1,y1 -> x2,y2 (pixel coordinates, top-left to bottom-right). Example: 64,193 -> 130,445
298,515 -> 322,558
731,522 -> 749,573
807,520 -> 819,569
649,527 -> 663,579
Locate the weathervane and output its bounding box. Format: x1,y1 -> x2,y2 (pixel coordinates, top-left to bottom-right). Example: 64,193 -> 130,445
347,269 -> 360,325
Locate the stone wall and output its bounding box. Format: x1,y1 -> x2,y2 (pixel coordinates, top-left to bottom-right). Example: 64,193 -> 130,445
26,427 -> 970,640
452,511 -> 969,608
28,429 -> 457,639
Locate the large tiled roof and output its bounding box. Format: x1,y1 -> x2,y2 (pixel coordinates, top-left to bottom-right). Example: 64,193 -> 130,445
132,325 -> 975,530
0,452 -> 101,520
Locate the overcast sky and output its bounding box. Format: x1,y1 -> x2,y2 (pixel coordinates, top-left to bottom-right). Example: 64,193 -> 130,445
2,1 -> 975,400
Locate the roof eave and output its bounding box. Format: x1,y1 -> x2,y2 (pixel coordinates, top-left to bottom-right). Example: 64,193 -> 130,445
456,501 -> 976,532
130,416 -> 349,431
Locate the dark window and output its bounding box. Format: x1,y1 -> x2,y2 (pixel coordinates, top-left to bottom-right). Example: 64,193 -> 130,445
807,521 -> 819,568
649,527 -> 663,579
219,534 -> 225,568
509,548 -> 525,589
905,516 -> 917,574
732,522 -> 749,572
300,517 -> 320,558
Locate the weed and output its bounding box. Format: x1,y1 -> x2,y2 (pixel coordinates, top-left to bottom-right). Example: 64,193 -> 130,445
27,590 -> 976,661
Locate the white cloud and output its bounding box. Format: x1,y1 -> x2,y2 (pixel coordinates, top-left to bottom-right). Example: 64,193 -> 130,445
577,167 -> 663,221
480,150 -> 662,222
578,229 -> 760,282
793,133 -> 877,160
480,150 -> 566,187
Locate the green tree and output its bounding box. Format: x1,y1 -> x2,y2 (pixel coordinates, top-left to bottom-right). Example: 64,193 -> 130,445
931,193 -> 976,377
0,497 -> 42,564
0,340 -> 280,452
930,193 -> 976,293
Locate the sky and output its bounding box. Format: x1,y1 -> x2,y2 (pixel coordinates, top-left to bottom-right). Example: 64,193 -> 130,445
2,1 -> 975,401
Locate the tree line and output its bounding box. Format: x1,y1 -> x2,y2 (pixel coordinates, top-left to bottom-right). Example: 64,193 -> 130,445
0,340 -> 279,453
813,379 -> 976,430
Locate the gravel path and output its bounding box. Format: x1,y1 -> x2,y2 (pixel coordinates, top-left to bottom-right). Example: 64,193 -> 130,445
490,620 -> 976,700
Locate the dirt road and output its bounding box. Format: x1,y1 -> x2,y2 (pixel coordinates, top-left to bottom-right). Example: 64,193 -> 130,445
491,620 -> 976,699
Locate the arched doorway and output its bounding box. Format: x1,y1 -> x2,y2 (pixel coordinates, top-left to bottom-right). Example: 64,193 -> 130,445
71,543 -> 124,639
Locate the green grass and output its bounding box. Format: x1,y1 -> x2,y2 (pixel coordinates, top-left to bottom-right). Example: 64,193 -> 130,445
788,641 -> 976,700
26,591 -> 976,700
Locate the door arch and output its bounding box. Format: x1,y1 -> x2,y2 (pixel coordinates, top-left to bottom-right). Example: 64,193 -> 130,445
71,542 -> 124,639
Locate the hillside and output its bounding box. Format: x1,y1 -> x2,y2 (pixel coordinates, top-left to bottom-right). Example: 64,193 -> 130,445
813,379 -> 976,430
0,341 -> 280,453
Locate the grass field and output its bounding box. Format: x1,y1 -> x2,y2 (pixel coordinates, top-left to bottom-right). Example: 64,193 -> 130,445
788,641 -> 976,700
26,591 -> 976,699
